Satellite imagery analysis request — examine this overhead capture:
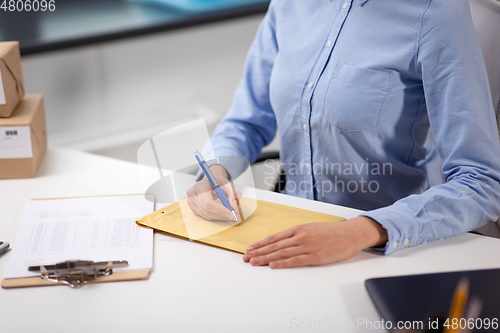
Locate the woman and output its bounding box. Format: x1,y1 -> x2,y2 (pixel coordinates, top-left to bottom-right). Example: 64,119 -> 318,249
186,0 -> 500,268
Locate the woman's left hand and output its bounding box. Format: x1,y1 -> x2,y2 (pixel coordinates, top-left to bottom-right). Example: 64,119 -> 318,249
242,216 -> 387,268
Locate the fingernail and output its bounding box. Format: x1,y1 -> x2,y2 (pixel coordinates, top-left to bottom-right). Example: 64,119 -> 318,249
247,246 -> 253,251
251,258 -> 260,265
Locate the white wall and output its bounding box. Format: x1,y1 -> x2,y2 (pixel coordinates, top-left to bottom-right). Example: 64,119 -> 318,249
21,14 -> 279,164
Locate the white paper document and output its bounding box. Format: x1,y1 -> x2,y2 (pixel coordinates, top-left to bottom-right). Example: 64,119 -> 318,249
3,194 -> 155,279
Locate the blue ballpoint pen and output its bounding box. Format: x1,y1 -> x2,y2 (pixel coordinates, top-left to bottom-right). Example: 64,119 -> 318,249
194,151 -> 239,222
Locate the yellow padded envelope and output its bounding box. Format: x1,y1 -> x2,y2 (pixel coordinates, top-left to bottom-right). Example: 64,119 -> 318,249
136,197 -> 345,253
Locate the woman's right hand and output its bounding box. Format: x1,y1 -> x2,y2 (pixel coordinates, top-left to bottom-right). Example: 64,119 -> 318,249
186,165 -> 242,221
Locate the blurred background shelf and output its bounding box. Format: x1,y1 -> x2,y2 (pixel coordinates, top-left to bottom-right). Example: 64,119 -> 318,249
0,0 -> 280,187
0,0 -> 270,55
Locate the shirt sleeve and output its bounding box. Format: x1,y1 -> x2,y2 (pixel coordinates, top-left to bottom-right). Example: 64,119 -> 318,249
362,0 -> 500,254
199,2 -> 279,180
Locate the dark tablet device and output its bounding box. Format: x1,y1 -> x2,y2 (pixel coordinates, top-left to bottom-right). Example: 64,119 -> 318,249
365,269 -> 500,332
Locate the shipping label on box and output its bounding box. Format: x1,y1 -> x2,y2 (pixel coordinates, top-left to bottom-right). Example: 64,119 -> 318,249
0,126 -> 33,159
0,94 -> 46,179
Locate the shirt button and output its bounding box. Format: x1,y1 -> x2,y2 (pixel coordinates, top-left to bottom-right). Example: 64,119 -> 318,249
308,82 -> 313,89
403,239 -> 409,246
342,2 -> 348,9
326,40 -> 332,47
392,241 -> 398,249
303,124 -> 307,131
305,163 -> 310,170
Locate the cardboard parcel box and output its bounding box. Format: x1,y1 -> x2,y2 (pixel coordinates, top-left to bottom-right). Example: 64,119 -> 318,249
0,94 -> 47,179
0,41 -> 25,117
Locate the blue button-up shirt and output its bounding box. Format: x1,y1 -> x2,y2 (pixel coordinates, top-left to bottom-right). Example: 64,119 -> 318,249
203,0 -> 500,254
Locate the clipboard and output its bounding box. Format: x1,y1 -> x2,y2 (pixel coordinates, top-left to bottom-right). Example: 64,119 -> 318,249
1,266 -> 151,288
2,194 -> 154,289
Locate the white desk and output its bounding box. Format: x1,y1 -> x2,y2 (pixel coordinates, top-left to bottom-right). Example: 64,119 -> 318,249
1,148 -> 499,332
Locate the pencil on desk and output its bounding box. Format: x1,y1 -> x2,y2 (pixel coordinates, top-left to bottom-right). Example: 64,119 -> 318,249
445,277 -> 469,333
462,296 -> 483,333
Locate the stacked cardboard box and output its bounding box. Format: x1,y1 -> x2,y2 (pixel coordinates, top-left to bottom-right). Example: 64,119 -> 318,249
0,42 -> 47,179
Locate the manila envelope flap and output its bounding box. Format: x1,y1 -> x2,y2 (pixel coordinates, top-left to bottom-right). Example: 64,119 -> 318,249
137,197 -> 345,254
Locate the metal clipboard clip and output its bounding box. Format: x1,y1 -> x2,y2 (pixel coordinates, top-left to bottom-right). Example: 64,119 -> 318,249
28,260 -> 129,288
